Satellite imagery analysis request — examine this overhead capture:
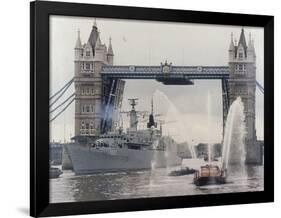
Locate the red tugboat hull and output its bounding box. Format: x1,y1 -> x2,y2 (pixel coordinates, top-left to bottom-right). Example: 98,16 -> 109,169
194,176 -> 226,186
193,164 -> 226,186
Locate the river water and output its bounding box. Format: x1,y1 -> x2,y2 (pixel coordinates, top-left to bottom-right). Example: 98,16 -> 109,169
50,159 -> 263,203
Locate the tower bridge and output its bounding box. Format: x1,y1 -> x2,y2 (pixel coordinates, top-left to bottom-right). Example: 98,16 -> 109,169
50,22 -> 263,164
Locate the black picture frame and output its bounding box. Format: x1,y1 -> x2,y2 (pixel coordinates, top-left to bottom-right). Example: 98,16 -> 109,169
30,1 -> 274,217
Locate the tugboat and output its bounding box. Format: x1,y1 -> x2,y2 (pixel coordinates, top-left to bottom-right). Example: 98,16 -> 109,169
193,164 -> 226,186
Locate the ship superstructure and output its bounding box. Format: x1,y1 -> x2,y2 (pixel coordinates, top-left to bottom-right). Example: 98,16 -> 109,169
63,99 -> 182,174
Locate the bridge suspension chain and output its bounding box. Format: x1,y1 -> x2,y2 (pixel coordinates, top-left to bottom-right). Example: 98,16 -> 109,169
256,81 -> 264,94
50,78 -> 74,100
50,93 -> 75,114
49,78 -> 74,107
50,97 -> 75,122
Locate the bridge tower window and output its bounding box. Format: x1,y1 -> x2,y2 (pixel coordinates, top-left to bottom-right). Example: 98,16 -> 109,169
235,64 -> 246,73
90,121 -> 94,134
85,63 -> 91,70
81,121 -> 85,129
238,64 -> 243,71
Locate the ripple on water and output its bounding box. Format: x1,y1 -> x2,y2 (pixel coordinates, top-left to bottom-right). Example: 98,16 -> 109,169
50,165 -> 264,203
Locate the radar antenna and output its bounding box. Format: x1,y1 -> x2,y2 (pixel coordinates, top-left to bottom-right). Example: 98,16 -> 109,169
128,98 -> 138,110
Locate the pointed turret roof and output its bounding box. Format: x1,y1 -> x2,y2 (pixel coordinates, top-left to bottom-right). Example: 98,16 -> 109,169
87,19 -> 99,53
248,32 -> 254,50
75,29 -> 82,49
95,32 -> 102,49
107,37 -> 114,55
247,33 -> 256,58
238,28 -> 247,50
93,18 -> 97,28
229,32 -> 235,51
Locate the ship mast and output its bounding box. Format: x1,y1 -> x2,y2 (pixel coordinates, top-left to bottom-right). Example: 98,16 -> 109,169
147,97 -> 157,129
128,98 -> 138,131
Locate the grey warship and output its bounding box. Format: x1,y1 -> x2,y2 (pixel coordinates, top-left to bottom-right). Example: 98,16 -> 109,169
63,99 -> 182,174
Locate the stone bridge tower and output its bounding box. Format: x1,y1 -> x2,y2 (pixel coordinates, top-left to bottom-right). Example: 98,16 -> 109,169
73,21 -> 124,142
228,29 -> 262,164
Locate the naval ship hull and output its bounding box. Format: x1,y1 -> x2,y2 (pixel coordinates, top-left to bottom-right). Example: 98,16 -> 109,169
63,144 -> 182,175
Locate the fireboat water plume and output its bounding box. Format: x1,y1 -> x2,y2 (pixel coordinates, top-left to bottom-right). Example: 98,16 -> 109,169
153,90 -> 196,159
221,97 -> 247,175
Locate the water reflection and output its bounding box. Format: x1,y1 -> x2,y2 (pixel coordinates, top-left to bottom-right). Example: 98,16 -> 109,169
50,165 -> 263,203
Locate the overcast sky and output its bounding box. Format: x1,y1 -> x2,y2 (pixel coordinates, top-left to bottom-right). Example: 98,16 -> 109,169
50,15 -> 264,144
